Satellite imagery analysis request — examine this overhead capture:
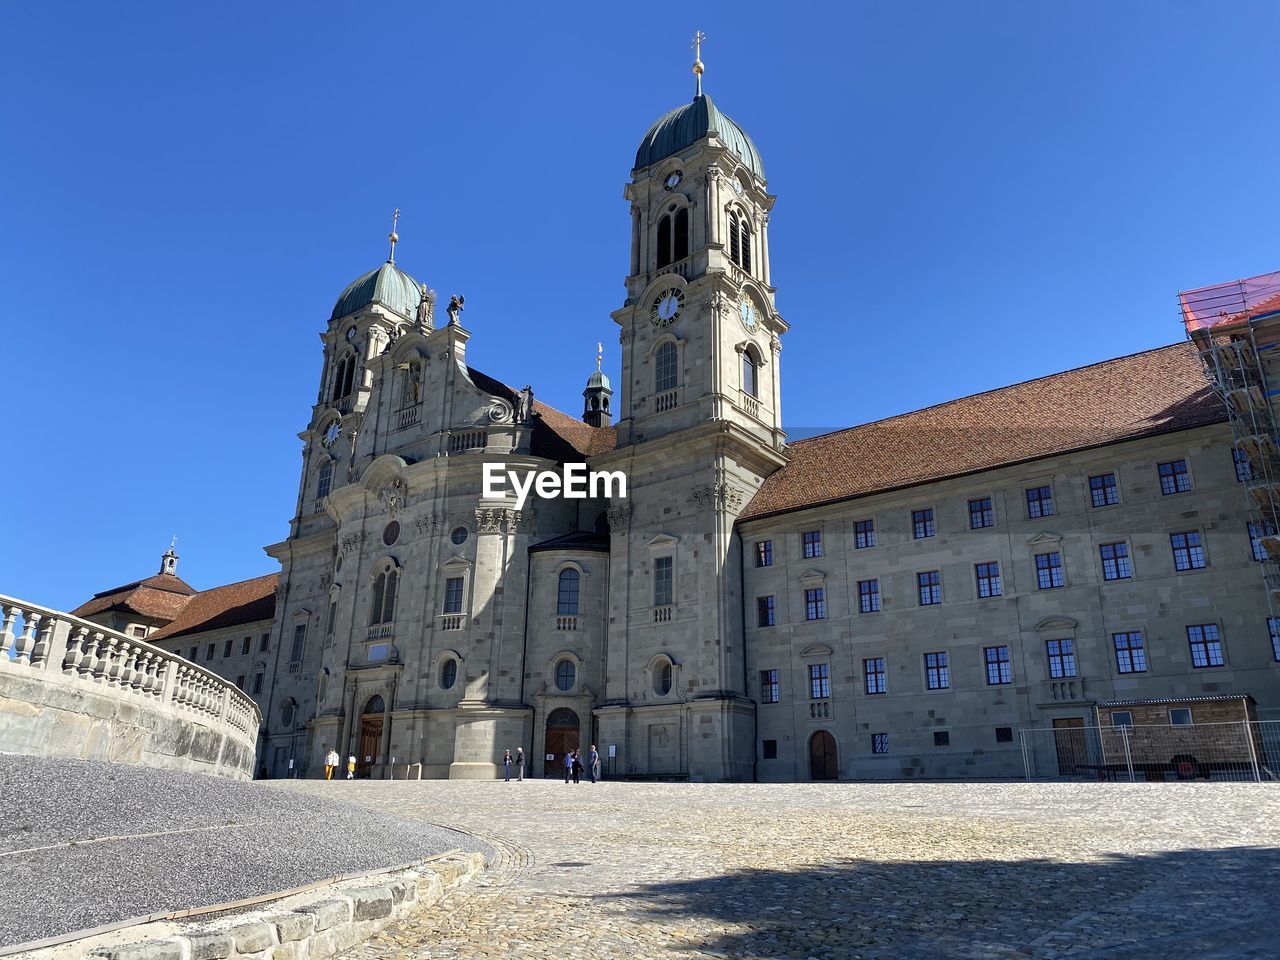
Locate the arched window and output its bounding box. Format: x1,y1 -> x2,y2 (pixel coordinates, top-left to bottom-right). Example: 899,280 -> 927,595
317,461 -> 333,500
369,566 -> 398,625
557,569 -> 580,615
655,341 -> 678,393
728,210 -> 752,273
742,348 -> 759,398
439,658 -> 458,690
363,694 -> 385,714
280,698 -> 296,728
555,659 -> 576,691
673,207 -> 689,261
331,357 -> 348,402
654,659 -> 674,696
656,215 -> 672,269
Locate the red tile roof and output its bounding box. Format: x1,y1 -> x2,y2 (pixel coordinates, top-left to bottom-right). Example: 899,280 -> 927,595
147,573 -> 279,642
740,342 -> 1223,521
466,366 -> 617,460
70,573 -> 198,623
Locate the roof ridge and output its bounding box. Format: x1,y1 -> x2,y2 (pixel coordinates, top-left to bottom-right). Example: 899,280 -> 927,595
191,571 -> 279,595
785,341 -> 1193,447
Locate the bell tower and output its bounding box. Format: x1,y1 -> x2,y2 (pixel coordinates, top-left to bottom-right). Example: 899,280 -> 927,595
592,37 -> 789,782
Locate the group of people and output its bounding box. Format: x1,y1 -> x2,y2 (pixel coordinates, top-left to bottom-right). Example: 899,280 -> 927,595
500,745 -> 601,783
323,749 -> 357,780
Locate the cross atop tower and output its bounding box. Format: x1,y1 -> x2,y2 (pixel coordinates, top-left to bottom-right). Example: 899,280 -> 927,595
692,31 -> 706,98
387,208 -> 401,264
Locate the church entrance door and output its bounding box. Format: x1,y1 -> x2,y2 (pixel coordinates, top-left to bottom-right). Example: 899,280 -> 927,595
358,695 -> 385,779
809,730 -> 838,781
544,708 -> 580,778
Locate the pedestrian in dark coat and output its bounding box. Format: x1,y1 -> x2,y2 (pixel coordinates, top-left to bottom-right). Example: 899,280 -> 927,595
503,750 -> 513,782
564,750 -> 573,783
571,749 -> 583,784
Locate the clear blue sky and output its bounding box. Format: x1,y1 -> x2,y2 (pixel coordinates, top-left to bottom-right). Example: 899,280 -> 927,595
3,1 -> 1277,610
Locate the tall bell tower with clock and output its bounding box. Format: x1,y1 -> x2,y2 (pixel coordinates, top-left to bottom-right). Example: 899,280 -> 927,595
593,36 -> 789,782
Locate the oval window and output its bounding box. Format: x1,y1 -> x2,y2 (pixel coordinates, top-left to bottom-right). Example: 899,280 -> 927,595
654,661 -> 673,696
280,699 -> 296,727
440,658 -> 458,690
383,521 -> 400,546
450,526 -> 469,545
555,659 -> 576,691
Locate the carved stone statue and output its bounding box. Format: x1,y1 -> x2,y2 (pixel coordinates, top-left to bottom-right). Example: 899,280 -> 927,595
447,294 -> 465,326
514,384 -> 534,424
416,284 -> 435,330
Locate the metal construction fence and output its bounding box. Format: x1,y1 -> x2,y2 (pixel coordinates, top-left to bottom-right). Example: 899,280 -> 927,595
1020,721 -> 1280,782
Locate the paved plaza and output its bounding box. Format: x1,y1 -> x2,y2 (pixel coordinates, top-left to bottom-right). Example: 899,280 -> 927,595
273,778 -> 1280,959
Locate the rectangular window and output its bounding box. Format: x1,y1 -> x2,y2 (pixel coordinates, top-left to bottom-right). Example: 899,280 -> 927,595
1026,485 -> 1055,518
1171,531 -> 1206,571
1187,624 -> 1224,668
762,739 -> 778,759
655,342 -> 678,393
252,673 -> 264,694
968,497 -> 994,529
1249,522 -> 1275,562
223,639 -> 232,658
1158,458 -> 1192,495
975,561 -> 1002,598
131,625 -> 147,638
557,572 -> 580,615
984,645 -> 1012,685
857,578 -> 880,613
290,624 -> 307,663
242,636 -> 251,655
1089,472 -> 1120,507
917,570 -> 941,606
1270,617 -> 1280,662
933,731 -> 951,746
653,556 -> 673,606
1100,542 -> 1132,581
260,633 -> 269,652
188,646 -> 197,661
1046,638 -> 1077,678
802,530 -> 823,559
755,540 -> 773,567
855,519 -> 875,549
1169,708 -> 1193,726
1110,711 -> 1133,728
912,508 -> 936,539
1113,632 -> 1147,673
326,601 -> 337,635
1234,448 -> 1254,483
443,576 -> 465,614
759,669 -> 780,704
995,726 -> 1013,743
205,643 -> 215,662
757,595 -> 776,627
871,733 -> 889,754
925,651 -> 949,689
804,587 -> 826,621
808,662 -> 831,699
864,657 -> 886,694
1035,551 -> 1065,589
235,675 -> 245,690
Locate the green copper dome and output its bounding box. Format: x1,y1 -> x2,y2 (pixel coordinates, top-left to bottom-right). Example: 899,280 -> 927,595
586,369 -> 611,390
331,262 -> 421,322
634,94 -> 764,179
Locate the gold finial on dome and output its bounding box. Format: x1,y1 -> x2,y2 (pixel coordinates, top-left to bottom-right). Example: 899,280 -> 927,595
386,208 -> 401,264
692,30 -> 706,98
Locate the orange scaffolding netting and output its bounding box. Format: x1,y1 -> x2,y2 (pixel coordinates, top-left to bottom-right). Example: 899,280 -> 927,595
1180,270 -> 1280,334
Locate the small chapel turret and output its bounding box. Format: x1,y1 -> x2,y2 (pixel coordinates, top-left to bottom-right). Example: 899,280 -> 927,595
582,342 -> 612,427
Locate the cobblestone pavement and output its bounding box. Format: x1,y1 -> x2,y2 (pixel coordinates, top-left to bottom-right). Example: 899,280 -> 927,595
272,779 -> 1280,959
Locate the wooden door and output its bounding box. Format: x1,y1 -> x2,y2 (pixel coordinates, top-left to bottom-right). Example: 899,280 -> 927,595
545,708 -> 580,776
809,730 -> 838,781
359,716 -> 383,778
1053,717 -> 1087,776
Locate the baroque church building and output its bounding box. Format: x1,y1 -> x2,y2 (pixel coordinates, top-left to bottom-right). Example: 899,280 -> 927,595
76,69 -> 1280,782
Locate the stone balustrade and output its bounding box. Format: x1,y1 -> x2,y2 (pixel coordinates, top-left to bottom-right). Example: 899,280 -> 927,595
0,593 -> 261,779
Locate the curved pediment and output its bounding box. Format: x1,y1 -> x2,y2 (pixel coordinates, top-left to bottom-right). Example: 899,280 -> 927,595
799,643 -> 834,658
1035,616 -> 1078,633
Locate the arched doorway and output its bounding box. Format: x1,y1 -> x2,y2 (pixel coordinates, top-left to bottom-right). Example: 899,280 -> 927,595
359,695 -> 385,779
809,730 -> 838,781
544,707 -> 580,778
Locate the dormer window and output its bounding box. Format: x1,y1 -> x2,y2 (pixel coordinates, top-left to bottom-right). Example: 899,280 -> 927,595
656,207 -> 689,269
728,210 -> 752,272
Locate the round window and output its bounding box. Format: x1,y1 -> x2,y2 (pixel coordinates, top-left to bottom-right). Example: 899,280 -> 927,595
383,521 -> 400,546
555,659 -> 576,691
440,659 -> 458,690
450,526 -> 469,545
654,661 -> 673,696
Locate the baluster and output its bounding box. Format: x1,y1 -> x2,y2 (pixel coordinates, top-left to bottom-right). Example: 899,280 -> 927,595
0,603 -> 16,658
117,643 -> 137,690
62,626 -> 88,675
13,609 -> 39,665
100,636 -> 121,685
172,664 -> 188,707
30,614 -> 56,667
80,632 -> 102,679
132,651 -> 151,693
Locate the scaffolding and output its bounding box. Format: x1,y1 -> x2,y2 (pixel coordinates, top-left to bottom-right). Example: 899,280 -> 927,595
1180,270 -> 1280,607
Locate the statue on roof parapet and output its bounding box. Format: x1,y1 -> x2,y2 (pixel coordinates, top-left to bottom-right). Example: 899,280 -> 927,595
447,294 -> 465,326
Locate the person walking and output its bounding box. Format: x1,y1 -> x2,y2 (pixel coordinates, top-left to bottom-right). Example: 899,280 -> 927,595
324,748 -> 339,781
515,747 -> 525,781
571,749 -> 582,784
563,750 -> 573,783
588,745 -> 600,783
503,750 -> 513,782
346,754 -> 357,780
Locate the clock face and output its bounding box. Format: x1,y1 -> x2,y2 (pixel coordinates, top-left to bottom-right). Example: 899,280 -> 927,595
322,421 -> 342,447
665,171 -> 682,189
739,299 -> 757,332
650,288 -> 686,327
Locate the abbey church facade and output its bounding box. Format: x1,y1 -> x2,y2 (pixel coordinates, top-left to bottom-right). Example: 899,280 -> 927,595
76,79 -> 1280,782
